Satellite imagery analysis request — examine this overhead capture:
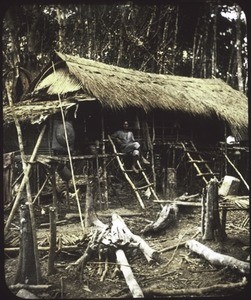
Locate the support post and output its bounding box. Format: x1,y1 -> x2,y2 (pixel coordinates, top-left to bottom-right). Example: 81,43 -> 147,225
14,204 -> 38,284
47,207 -> 57,275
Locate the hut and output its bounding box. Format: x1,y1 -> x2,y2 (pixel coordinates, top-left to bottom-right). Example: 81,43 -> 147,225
3,51 -> 249,208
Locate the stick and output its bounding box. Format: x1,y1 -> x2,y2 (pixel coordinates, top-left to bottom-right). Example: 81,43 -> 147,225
186,239 -> 250,274
160,230 -> 200,253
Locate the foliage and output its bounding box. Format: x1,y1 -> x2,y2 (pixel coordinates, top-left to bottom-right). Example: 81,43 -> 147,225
2,1 -> 248,104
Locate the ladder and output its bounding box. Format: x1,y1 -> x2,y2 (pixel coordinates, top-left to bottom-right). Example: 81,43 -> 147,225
108,135 -> 159,209
181,141 -> 218,185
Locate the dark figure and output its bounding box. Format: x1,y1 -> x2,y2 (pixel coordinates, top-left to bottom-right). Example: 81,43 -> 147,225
111,121 -> 150,173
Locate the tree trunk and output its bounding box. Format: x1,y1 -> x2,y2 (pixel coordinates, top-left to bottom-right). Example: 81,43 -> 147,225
236,5 -> 244,92
56,6 -> 66,52
211,4 -> 218,77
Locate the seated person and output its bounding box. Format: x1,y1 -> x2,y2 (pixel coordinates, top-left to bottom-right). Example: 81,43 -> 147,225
111,120 -> 150,173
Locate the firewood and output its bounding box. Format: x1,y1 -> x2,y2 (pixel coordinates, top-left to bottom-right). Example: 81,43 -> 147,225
186,239 -> 250,274
111,213 -> 159,263
116,249 -> 144,298
142,203 -> 178,234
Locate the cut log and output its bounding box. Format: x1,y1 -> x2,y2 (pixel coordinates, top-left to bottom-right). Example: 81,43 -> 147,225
142,203 -> 178,234
116,249 -> 144,298
111,213 -> 159,263
16,289 -> 39,299
186,239 -> 250,274
202,178 -> 226,241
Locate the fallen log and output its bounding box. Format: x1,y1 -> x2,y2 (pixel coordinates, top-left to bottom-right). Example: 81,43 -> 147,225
142,203 -> 178,235
8,284 -> 52,291
5,245 -> 80,254
186,239 -> 250,274
111,213 -> 159,263
141,277 -> 247,297
116,249 -> 144,298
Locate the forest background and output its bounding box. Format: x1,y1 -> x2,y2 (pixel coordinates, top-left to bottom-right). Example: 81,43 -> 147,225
1,0 -> 249,107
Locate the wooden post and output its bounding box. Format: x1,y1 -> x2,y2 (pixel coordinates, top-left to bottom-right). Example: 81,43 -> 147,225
14,204 -> 38,284
202,179 -> 215,240
50,163 -> 58,212
202,178 -> 225,241
65,181 -> 70,210
47,207 -> 57,275
212,180 -> 226,242
101,115 -> 109,209
201,188 -> 206,236
165,168 -> 177,200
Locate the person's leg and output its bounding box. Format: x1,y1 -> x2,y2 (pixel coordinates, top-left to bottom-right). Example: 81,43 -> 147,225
132,149 -> 140,173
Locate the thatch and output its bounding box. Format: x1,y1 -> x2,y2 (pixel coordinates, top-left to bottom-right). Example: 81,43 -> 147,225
3,100 -> 76,125
4,51 -> 248,138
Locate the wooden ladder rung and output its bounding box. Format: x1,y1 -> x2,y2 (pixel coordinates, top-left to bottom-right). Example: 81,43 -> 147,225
124,169 -> 136,173
135,183 -> 153,191
188,160 -> 210,163
196,172 -> 215,177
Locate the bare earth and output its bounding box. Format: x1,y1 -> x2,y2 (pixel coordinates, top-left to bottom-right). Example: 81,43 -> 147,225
4,192 -> 250,299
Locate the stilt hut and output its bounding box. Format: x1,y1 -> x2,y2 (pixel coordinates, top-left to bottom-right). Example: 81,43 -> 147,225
3,52 -> 249,209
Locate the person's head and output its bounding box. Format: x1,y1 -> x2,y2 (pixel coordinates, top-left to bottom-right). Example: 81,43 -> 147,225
122,121 -> 129,130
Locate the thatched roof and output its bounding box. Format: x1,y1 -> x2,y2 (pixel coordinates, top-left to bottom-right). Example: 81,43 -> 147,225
4,51 -> 248,138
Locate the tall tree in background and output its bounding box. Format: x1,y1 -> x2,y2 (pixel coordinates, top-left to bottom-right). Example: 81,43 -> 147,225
2,1 -> 248,104
235,5 -> 244,92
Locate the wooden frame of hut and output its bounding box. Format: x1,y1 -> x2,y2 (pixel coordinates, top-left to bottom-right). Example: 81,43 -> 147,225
3,52 -> 249,210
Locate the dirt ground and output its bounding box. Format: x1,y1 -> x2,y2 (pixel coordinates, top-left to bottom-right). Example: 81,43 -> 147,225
3,186 -> 250,299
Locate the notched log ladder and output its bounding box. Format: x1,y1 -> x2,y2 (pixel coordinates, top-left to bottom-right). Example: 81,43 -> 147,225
108,135 -> 159,209
181,141 -> 218,185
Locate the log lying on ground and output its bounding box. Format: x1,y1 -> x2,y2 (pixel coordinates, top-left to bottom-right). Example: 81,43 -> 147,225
8,284 -> 52,291
111,213 -> 159,264
186,239 -> 250,274
116,249 -> 144,298
142,203 -> 178,235
140,277 -> 247,297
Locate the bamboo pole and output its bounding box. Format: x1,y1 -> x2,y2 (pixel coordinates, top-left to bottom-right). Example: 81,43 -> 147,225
52,62 -> 85,234
223,153 -> 249,191
4,125 -> 46,234
101,114 -> 109,209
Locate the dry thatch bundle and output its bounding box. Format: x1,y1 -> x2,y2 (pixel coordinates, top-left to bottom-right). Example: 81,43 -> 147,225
3,51 -> 248,138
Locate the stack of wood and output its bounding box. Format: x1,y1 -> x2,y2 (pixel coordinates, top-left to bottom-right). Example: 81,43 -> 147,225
66,213 -> 159,298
